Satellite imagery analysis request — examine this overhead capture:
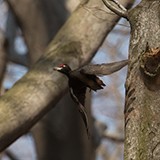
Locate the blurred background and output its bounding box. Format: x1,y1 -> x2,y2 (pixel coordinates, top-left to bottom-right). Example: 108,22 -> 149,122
0,0 -> 140,160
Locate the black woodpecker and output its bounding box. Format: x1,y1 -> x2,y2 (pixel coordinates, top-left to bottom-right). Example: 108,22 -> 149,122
54,64 -> 105,137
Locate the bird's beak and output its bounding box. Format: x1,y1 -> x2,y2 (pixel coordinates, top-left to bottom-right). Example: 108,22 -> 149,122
53,66 -> 61,71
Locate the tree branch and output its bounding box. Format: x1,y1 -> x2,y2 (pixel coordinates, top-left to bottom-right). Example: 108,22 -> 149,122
8,54 -> 28,66
103,132 -> 124,143
6,0 -> 48,65
102,0 -> 128,18
0,30 -> 7,90
5,10 -> 29,67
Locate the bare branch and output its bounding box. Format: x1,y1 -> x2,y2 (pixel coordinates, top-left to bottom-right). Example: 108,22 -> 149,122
0,30 -> 7,89
102,0 -> 128,18
103,132 -> 124,143
4,150 -> 19,160
8,53 -> 28,66
5,11 -> 29,67
112,0 -> 127,12
6,0 -> 48,64
81,59 -> 128,76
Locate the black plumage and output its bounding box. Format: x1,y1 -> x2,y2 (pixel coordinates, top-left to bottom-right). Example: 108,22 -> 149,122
54,64 -> 105,137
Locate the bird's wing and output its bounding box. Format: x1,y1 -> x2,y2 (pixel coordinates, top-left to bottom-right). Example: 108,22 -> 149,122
69,81 -> 90,138
85,74 -> 106,87
69,79 -> 87,106
71,69 -> 105,91
78,103 -> 90,138
79,71 -> 106,91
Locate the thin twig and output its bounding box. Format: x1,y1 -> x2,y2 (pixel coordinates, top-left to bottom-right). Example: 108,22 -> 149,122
103,133 -> 124,143
102,0 -> 128,19
112,0 -> 127,11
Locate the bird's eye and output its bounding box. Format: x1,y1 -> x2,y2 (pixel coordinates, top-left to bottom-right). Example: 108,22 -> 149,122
59,64 -> 66,68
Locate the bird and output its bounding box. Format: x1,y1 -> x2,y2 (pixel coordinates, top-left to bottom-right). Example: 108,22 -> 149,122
53,64 -> 105,137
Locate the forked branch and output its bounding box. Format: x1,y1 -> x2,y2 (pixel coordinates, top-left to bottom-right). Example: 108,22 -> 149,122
102,0 -> 128,18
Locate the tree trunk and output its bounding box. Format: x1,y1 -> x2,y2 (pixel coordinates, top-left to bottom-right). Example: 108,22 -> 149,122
124,0 -> 160,159
0,31 -> 7,90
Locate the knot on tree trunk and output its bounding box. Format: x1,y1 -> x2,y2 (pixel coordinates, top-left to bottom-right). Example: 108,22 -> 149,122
140,43 -> 160,91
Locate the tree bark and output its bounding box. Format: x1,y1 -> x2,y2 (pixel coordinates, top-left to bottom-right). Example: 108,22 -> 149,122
0,30 -> 7,90
0,0 -> 134,151
124,0 -> 160,159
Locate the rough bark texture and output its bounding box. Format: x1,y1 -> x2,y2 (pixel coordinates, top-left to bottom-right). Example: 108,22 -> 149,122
124,0 -> 160,159
0,0 -> 134,151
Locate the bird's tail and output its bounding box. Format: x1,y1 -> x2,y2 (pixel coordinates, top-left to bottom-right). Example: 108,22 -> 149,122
78,104 -> 90,139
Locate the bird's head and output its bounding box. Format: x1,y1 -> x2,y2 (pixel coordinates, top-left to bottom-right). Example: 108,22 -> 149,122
53,64 -> 71,76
